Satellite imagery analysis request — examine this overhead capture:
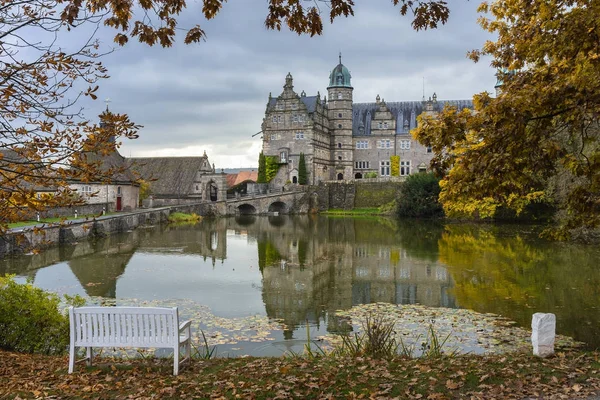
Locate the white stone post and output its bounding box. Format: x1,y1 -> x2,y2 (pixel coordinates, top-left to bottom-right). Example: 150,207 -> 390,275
74,210 -> 78,218
532,313 -> 556,357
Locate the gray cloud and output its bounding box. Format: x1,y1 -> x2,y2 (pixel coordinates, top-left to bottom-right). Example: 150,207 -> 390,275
70,0 -> 497,167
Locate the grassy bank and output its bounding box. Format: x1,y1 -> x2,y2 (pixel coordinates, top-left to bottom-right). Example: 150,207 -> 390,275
323,207 -> 388,216
7,213 -> 115,229
167,212 -> 202,223
1,349 -> 599,399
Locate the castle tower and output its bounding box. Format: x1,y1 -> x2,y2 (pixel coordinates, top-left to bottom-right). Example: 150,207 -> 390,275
327,53 -> 354,181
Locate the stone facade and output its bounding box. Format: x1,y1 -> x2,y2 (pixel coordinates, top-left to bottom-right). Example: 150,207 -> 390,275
70,183 -> 138,212
261,57 -> 473,184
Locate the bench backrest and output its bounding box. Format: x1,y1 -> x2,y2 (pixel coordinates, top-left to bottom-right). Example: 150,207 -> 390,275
69,306 -> 180,348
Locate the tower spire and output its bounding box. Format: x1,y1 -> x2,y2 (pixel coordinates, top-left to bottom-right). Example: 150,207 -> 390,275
339,52 -> 342,65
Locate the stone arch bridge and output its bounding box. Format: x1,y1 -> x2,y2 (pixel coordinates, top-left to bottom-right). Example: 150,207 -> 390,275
225,189 -> 310,215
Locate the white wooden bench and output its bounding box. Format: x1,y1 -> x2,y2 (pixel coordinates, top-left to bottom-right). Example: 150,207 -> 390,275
68,306 -> 192,375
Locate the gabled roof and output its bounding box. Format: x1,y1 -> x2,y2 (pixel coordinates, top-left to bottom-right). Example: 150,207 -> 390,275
352,100 -> 474,136
82,148 -> 138,184
126,156 -> 214,197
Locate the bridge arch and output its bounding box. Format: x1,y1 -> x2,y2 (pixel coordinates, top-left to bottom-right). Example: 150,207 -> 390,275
268,201 -> 288,214
237,204 -> 257,215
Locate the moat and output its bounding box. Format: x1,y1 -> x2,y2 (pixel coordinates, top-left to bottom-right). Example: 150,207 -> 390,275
2,216 -> 599,355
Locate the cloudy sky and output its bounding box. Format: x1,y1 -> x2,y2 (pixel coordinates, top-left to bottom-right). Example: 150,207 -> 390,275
80,0 -> 497,168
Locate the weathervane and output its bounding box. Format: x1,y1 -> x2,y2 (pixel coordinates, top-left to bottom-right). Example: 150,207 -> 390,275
105,97 -> 112,111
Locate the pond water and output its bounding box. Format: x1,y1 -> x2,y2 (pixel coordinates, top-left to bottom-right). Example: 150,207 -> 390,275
1,216 -> 599,356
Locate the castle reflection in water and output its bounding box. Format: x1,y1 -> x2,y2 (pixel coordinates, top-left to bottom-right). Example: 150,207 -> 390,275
0,216 -> 454,335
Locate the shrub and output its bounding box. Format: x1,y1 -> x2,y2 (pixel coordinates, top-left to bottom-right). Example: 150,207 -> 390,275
257,152 -> 267,183
0,275 -> 84,355
168,212 -> 201,223
298,153 -> 307,185
397,172 -> 444,218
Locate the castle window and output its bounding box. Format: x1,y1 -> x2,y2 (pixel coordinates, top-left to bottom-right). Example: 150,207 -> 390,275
400,140 -> 411,150
272,116 -> 277,123
338,143 -> 342,148
280,151 -> 287,163
278,115 -> 282,122
356,140 -> 368,149
380,161 -> 390,176
82,185 -> 93,196
384,122 -> 389,129
295,132 -> 304,139
338,124 -> 342,129
292,115 -> 298,123
338,156 -> 342,161
427,146 -> 432,153
338,113 -> 342,118
354,161 -> 369,169
292,103 -> 298,110
378,122 -> 383,129
337,93 -> 343,100
270,133 -> 277,140
400,160 -> 411,176
377,139 -> 391,149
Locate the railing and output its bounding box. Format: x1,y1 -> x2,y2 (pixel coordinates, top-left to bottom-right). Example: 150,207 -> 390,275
226,187 -> 298,200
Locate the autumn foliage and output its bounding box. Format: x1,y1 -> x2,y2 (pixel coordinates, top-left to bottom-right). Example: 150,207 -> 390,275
413,0 -> 600,239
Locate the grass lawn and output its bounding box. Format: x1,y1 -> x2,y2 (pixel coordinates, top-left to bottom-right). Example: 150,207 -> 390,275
1,349 -> 599,399
8,213 -> 115,229
322,208 -> 383,215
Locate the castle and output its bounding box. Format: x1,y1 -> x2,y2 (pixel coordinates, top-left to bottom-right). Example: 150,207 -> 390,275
261,55 -> 473,185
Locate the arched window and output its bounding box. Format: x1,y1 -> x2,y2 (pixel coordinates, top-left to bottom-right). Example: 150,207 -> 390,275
292,176 -> 298,184
355,173 -> 363,179
337,173 -> 343,180
338,143 -> 342,148
337,92 -> 343,100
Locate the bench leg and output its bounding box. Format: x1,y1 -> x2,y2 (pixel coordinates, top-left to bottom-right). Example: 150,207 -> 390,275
68,344 -> 76,374
173,345 -> 179,376
186,324 -> 192,364
86,347 -> 93,367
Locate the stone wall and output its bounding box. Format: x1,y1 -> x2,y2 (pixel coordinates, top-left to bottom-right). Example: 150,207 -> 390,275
39,203 -> 111,219
354,181 -> 402,208
0,202 -> 226,258
306,180 -> 403,211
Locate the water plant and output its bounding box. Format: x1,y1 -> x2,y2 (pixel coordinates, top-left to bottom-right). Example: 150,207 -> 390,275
191,330 -> 217,360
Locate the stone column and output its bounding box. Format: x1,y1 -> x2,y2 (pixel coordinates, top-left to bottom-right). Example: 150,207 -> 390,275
532,313 -> 555,357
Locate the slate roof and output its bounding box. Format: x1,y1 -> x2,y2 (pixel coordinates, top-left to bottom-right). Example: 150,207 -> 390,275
267,96 -> 319,114
352,100 -> 474,136
84,149 -> 138,184
126,156 -> 212,197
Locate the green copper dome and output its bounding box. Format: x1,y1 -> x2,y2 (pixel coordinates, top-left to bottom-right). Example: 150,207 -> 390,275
328,54 -> 352,88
